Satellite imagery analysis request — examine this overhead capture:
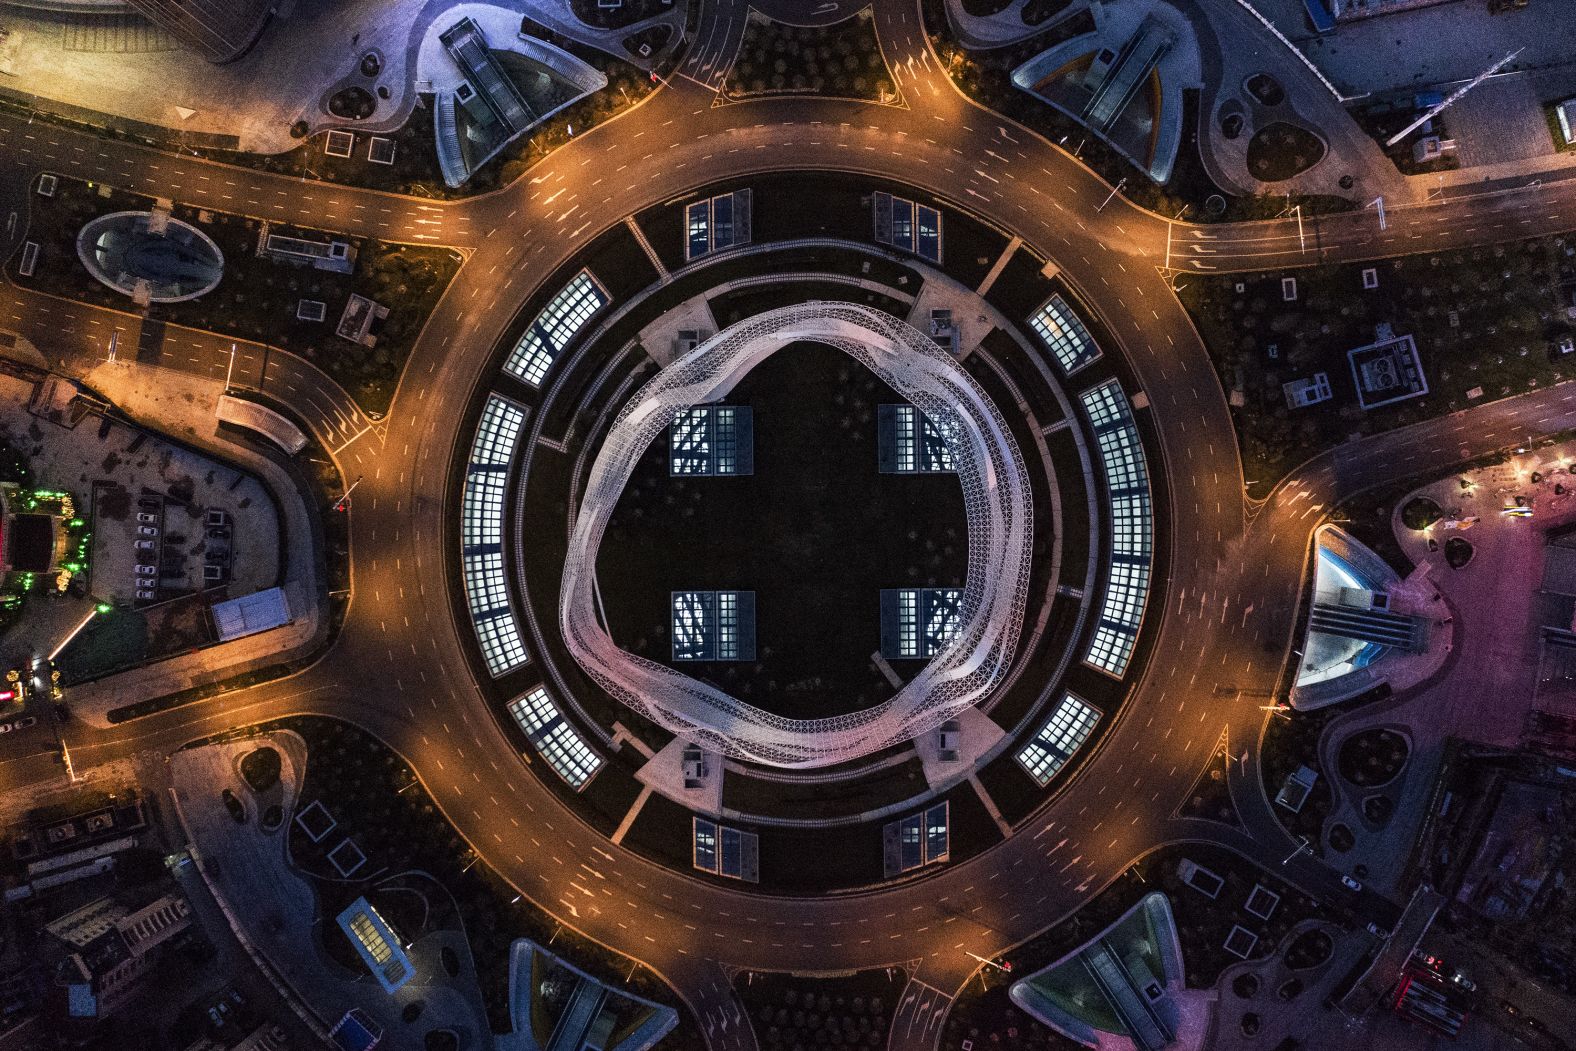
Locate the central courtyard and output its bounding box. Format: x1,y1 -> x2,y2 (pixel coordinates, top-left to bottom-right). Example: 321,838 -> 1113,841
596,340 -> 971,720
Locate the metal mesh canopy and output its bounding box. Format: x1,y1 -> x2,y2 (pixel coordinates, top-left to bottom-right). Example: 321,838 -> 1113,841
559,303 -> 1033,767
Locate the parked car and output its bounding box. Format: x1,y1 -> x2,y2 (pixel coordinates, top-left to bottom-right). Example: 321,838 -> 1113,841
0,717 -> 37,734
135,539 -> 157,551
206,528 -> 230,541
136,512 -> 158,524
135,590 -> 157,601
137,497 -> 160,511
1340,875 -> 1362,892
134,564 -> 158,576
205,510 -> 228,527
204,566 -> 228,582
137,526 -> 159,537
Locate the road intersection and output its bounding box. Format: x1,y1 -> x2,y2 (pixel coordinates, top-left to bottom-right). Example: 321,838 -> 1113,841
3,2 -> 1576,1047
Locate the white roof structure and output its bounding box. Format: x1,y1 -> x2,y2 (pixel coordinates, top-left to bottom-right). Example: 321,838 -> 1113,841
212,586 -> 292,642
560,302 -> 1033,768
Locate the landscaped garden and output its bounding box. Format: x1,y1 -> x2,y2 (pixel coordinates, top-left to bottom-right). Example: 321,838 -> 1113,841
1245,122 -> 1325,182
722,9 -> 896,103
1401,496 -> 1442,531
240,745 -> 282,793
1282,926 -> 1334,970
921,0 -> 1351,222
1259,705 -> 1339,852
941,843 -> 1323,1049
734,969 -> 905,1051
1337,728 -> 1409,788
9,175 -> 460,413
1180,232 -> 1576,495
235,716 -> 701,1046
1177,739 -> 1241,826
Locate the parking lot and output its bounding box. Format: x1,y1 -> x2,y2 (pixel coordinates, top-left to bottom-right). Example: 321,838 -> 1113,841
0,373 -> 280,609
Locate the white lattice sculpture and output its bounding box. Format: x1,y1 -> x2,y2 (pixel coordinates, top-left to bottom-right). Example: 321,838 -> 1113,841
560,303 -> 1033,767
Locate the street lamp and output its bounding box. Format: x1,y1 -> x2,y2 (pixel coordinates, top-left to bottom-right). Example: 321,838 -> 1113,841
965,950 -> 1012,974
1282,836 -> 1312,866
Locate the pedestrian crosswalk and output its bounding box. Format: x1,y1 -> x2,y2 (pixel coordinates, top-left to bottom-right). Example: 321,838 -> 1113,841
61,12 -> 178,54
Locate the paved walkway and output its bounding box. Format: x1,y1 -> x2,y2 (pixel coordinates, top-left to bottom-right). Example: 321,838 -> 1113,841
60,365 -> 329,727
0,0 -> 682,153
170,730 -> 495,1047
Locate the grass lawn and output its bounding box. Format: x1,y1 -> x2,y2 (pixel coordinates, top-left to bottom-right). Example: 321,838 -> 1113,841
1180,232 -> 1576,495
722,9 -> 897,103
10,175 -> 460,414
55,607 -> 150,685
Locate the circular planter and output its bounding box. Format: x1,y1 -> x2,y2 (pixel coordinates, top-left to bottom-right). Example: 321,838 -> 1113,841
1401,496 -> 1442,530
1284,928 -> 1334,970
1446,536 -> 1474,569
1244,73 -> 1285,106
1328,823 -> 1355,852
1363,794 -> 1394,824
1338,728 -> 1410,788
328,87 -> 376,120
1233,973 -> 1260,999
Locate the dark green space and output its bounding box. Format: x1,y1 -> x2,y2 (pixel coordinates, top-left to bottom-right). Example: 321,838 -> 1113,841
708,281 -> 910,326
1337,727 -> 1409,787
736,968 -> 906,1051
1245,122 -> 1326,183
723,9 -> 895,103
1180,232 -> 1576,495
248,716 -> 700,1046
722,758 -> 929,821
597,342 -> 968,720
240,746 -> 282,792
9,175 -> 459,413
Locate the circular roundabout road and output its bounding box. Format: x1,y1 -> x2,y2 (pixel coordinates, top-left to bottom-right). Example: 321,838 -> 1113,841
21,1 -> 1381,1045
310,41 -> 1272,1038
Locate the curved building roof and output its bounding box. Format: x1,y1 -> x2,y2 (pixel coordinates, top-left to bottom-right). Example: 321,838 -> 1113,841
75,211 -> 224,304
